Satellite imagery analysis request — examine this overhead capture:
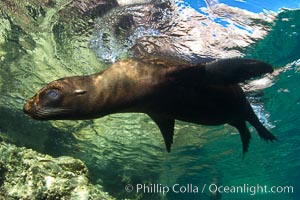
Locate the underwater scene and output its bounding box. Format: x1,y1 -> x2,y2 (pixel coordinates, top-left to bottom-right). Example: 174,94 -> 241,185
0,0 -> 299,199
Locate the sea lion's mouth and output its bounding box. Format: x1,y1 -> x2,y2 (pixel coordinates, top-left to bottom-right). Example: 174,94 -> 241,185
23,100 -> 70,120
38,107 -> 70,118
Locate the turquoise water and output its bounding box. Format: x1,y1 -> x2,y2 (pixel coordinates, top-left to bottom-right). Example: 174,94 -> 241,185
91,2 -> 300,199
0,0 -> 299,199
99,3 -> 300,199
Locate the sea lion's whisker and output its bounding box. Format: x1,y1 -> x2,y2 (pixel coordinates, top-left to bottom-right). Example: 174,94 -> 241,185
37,107 -> 70,116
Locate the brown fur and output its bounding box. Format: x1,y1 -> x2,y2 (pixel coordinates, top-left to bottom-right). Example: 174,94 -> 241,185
24,58 -> 277,155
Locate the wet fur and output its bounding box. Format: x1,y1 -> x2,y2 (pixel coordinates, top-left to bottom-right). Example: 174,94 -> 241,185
24,58 -> 277,155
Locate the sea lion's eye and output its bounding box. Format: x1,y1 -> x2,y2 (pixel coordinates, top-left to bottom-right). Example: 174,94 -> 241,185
46,89 -> 60,100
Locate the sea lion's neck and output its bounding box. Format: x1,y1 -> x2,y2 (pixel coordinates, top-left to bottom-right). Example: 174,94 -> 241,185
91,60 -> 161,117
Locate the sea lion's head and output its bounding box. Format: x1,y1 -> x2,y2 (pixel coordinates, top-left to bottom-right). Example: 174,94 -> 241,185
23,75 -> 98,120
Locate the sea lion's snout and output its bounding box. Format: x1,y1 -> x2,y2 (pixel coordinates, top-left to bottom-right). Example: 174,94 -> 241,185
23,95 -> 43,120
23,100 -> 32,115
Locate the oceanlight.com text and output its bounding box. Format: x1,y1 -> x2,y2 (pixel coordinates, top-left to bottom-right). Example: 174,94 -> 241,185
208,183 -> 294,196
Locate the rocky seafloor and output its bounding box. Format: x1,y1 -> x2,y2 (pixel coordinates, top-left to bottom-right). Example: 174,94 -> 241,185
0,142 -> 114,200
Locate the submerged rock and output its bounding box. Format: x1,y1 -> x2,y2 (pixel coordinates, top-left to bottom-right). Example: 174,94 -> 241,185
0,142 -> 114,200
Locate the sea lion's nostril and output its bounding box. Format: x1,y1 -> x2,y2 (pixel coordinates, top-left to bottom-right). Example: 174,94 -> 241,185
23,102 -> 31,114
23,97 -> 36,114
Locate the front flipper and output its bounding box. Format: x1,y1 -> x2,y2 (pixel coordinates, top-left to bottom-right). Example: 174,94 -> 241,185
204,58 -> 274,84
148,114 -> 175,152
168,58 -> 273,86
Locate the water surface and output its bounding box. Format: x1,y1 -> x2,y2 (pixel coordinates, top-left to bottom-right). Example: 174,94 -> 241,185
0,0 -> 299,199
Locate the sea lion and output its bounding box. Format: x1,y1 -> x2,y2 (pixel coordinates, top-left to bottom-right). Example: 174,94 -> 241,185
23,58 -> 278,155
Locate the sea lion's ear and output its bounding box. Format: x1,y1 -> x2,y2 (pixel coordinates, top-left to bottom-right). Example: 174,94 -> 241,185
204,58 -> 274,84
74,89 -> 87,95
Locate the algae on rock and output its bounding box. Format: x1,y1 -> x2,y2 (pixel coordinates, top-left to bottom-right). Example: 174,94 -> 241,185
0,141 -> 114,200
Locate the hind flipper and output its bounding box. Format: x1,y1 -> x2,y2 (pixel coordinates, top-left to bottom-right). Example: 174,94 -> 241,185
230,121 -> 252,157
247,109 -> 278,142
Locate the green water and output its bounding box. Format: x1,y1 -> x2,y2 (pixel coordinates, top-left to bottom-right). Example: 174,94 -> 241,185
0,1 -> 299,200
